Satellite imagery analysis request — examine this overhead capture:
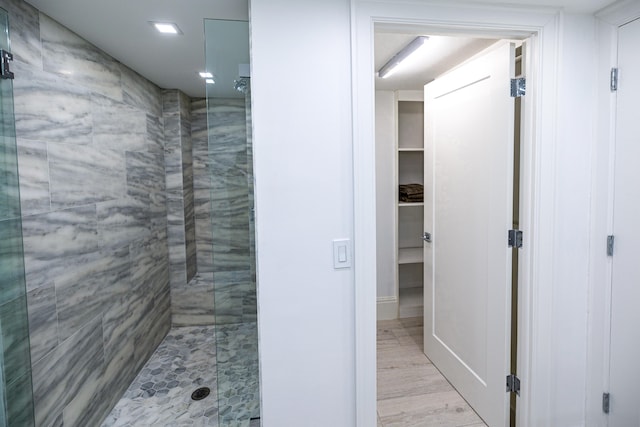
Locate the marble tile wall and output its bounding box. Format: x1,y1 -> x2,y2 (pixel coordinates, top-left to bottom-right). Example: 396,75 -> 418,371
192,99 -> 213,275
0,0 -> 172,425
207,98 -> 257,325
172,96 -> 256,327
163,90 -> 215,327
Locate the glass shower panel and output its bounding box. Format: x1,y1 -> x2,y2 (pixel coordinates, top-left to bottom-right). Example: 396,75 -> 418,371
205,19 -> 260,427
0,7 -> 35,427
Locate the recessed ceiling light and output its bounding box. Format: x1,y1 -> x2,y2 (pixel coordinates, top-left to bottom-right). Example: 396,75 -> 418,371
150,21 -> 182,35
205,79 -> 215,84
199,72 -> 213,78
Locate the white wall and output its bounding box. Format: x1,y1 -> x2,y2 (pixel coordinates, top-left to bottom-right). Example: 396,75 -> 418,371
375,90 -> 396,300
251,0 -> 601,425
249,0 -> 356,425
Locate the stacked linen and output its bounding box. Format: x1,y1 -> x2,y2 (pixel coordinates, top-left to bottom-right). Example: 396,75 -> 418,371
399,183 -> 423,203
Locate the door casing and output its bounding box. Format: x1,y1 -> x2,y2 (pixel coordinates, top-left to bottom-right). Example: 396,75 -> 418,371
351,2 -> 562,426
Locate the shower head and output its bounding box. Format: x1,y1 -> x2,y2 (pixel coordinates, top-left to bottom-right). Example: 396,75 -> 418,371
234,77 -> 249,94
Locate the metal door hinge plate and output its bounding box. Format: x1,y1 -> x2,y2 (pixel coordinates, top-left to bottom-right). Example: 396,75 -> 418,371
508,229 -> 523,248
506,374 -> 520,395
510,78 -> 526,97
0,49 -> 14,80
607,235 -> 614,257
610,68 -> 618,92
603,392 -> 610,414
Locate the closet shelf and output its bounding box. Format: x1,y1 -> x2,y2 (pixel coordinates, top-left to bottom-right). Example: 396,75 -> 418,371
398,247 -> 423,264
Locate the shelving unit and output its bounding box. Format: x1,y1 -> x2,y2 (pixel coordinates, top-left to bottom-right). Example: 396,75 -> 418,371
396,91 -> 425,319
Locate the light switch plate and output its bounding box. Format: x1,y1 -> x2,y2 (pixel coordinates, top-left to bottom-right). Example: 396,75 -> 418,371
333,239 -> 352,269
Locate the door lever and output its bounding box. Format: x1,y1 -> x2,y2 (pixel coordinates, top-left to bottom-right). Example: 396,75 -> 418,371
422,232 -> 432,243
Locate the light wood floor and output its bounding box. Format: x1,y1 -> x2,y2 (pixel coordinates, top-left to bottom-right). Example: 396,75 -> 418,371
377,317 -> 488,427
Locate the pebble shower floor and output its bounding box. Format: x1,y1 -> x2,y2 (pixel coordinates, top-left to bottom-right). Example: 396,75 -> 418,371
102,325 -> 260,426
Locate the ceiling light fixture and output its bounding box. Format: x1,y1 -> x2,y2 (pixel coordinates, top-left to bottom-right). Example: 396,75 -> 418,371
378,36 -> 429,79
199,72 -> 213,78
205,79 -> 215,84
150,22 -> 182,35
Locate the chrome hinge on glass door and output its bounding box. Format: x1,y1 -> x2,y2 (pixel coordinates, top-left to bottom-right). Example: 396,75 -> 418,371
422,232 -> 432,243
0,49 -> 13,80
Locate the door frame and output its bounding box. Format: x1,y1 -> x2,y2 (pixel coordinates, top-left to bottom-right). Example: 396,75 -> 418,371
350,2 -> 562,426
587,2 -> 640,426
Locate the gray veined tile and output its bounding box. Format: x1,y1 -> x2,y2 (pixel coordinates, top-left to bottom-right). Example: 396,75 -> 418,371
3,0 -> 42,68
121,64 -> 162,117
55,245 -> 132,341
0,218 -> 27,305
161,89 -> 179,114
163,113 -> 181,150
0,295 -> 33,387
171,276 -> 215,326
31,316 -> 104,427
191,98 -> 207,133
0,136 -> 21,221
178,91 -> 191,120
102,281 -> 146,360
64,340 -> 136,427
40,13 -> 122,101
146,113 -> 164,153
12,60 -> 93,145
21,204 -> 99,291
48,143 -> 126,209
125,150 -> 165,203
97,196 -> 151,250
92,95 -> 147,151
5,369 -> 35,427
26,282 -> 58,364
133,294 -> 166,373
16,138 -> 50,215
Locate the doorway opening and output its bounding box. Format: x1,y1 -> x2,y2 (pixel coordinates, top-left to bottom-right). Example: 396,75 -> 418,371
373,28 -> 527,427
347,2 -> 568,422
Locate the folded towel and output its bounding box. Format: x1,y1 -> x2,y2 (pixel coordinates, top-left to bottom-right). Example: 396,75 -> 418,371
399,183 -> 423,203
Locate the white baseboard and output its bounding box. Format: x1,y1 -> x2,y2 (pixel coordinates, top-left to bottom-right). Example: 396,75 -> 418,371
377,296 -> 398,320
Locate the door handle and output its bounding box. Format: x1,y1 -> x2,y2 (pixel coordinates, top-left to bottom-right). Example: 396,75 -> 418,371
422,232 -> 432,243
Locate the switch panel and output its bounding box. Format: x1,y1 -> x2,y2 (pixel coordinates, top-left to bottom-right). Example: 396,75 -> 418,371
333,239 -> 352,269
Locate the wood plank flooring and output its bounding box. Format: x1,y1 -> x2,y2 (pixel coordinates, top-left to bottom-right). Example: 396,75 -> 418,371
377,317 -> 488,427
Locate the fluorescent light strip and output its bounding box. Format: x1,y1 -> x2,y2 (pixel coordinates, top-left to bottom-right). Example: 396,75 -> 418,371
378,36 -> 429,79
199,72 -> 213,78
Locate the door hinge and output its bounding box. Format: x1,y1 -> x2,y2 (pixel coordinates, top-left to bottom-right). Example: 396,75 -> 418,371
607,235 -> 615,257
508,229 -> 523,248
603,392 -> 610,414
610,68 -> 618,92
510,77 -> 526,97
0,49 -> 14,80
506,374 -> 520,395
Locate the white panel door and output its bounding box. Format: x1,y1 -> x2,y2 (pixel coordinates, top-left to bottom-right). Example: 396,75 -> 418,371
423,43 -> 515,427
609,17 -> 640,426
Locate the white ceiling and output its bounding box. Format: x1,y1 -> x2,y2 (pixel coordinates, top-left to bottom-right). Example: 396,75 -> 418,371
25,0 -> 249,98
24,0 -> 617,98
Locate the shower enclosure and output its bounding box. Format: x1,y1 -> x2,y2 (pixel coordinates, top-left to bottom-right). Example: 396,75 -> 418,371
0,7 -> 35,426
205,19 -> 260,426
